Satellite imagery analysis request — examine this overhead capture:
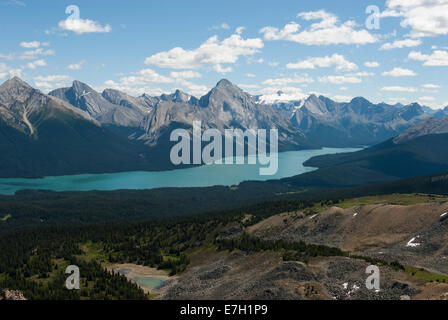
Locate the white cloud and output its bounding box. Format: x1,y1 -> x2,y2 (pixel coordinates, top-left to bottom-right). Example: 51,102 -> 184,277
268,61 -> 279,67
260,10 -> 378,45
248,57 -> 264,64
262,74 -> 314,86
0,63 -> 9,79
33,74 -> 71,91
20,41 -> 40,48
418,96 -> 435,101
380,39 -> 421,50
24,59 -> 47,69
421,83 -> 440,89
0,48 -> 55,61
176,80 -> 209,97
169,71 -> 201,79
332,95 -> 353,102
0,62 -> 21,78
258,86 -> 309,103
210,23 -> 231,31
286,53 -> 358,71
102,80 -> 165,97
21,48 -> 54,60
8,68 -> 22,78
67,60 -> 86,70
246,73 -> 256,77
388,97 -> 409,105
346,71 -> 374,77
58,18 -> 111,34
408,50 -> 448,66
101,67 -> 211,98
318,75 -> 362,84
235,26 -> 245,35
3,0 -> 26,7
213,64 -> 233,73
364,61 -> 380,68
221,23 -> 230,30
238,84 -> 260,89
381,86 -> 418,92
34,75 -> 70,82
382,67 -> 417,77
385,0 -> 448,37
119,68 -> 173,86
0,63 -> 9,72
145,32 -> 263,73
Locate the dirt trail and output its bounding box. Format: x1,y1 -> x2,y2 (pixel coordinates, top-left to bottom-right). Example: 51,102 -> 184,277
22,108 -> 34,135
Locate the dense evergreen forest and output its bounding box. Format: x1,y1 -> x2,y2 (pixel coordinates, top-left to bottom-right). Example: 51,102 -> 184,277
1,169 -> 448,235
1,169 -> 447,299
0,198 -> 333,300
0,214 -> 243,299
0,197 -> 409,300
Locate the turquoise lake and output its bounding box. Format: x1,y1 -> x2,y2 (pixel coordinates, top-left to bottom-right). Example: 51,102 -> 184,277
0,147 -> 361,195
132,277 -> 165,290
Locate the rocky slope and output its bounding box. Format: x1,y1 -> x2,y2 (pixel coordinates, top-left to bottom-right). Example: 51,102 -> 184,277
159,252 -> 422,300
0,77 -> 95,134
158,196 -> 448,300
0,77 -> 163,178
0,289 -> 26,300
247,200 -> 448,274
394,115 -> 448,144
289,95 -> 429,147
138,79 -> 310,150
50,81 -> 149,128
48,78 -> 435,150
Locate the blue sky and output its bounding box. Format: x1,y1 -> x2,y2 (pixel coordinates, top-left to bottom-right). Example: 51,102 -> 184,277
1,0 -> 447,108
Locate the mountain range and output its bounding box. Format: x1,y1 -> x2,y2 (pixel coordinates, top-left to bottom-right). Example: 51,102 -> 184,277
282,115 -> 448,188
288,95 -> 429,147
0,77 -> 161,178
1,76 -> 447,180
48,78 -> 434,149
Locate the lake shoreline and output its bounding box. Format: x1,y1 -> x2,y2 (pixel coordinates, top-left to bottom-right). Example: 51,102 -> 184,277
0,147 -> 362,195
107,263 -> 176,294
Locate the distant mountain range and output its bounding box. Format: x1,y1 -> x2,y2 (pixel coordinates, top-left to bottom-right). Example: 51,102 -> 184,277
1,76 -> 447,179
49,80 -> 153,128
262,93 -> 433,147
283,115 -> 448,188
48,78 -> 435,148
50,79 -> 310,150
137,79 -> 309,150
0,77 -> 164,178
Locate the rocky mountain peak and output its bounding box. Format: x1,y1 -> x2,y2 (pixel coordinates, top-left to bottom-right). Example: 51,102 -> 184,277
199,79 -> 252,108
0,77 -> 37,105
3,76 -> 32,88
350,96 -> 371,105
210,79 -> 247,98
302,94 -> 329,115
0,77 -> 34,94
71,80 -> 95,96
215,78 -> 233,88
160,89 -> 192,104
101,89 -> 124,104
305,93 -> 319,102
394,114 -> 448,144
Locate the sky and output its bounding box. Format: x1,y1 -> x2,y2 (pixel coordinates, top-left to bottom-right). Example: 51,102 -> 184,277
0,0 -> 448,108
